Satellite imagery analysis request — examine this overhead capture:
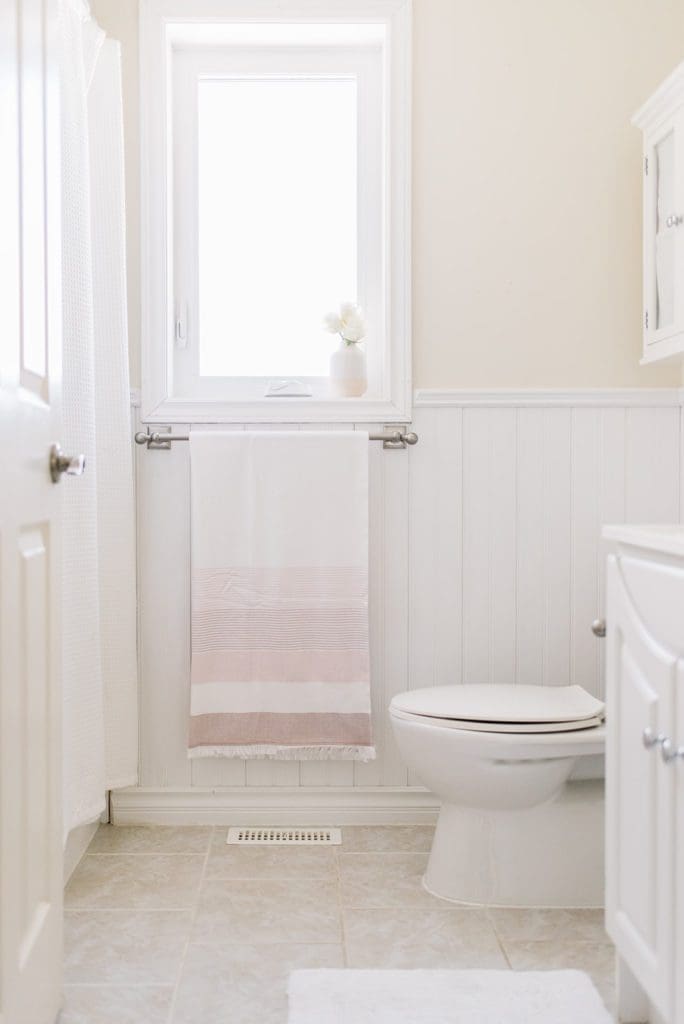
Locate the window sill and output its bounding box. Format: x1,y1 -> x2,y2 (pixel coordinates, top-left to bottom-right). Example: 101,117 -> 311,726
140,394 -> 411,425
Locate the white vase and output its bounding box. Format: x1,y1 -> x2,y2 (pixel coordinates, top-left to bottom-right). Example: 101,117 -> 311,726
329,342 -> 367,398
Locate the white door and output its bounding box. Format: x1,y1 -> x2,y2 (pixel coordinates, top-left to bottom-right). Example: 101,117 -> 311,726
605,554 -> 677,1022
0,1 -> 67,1021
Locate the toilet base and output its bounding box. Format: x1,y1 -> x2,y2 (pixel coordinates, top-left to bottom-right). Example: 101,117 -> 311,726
424,779 -> 604,907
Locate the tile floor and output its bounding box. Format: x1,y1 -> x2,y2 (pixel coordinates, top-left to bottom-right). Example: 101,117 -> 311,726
61,824 -> 615,1023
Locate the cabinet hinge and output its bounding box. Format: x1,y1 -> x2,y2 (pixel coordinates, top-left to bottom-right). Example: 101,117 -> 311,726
644,309 -> 649,329
644,155 -> 649,176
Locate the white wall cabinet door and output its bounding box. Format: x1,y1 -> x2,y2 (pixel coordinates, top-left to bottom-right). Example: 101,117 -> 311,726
0,1 -> 64,1021
633,62 -> 684,364
605,555 -> 676,1022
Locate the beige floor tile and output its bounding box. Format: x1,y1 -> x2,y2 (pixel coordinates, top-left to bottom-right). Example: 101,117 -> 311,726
64,910 -> 193,984
172,943 -> 344,1024
504,939 -> 616,1013
205,834 -> 337,880
343,908 -> 508,969
341,826 -> 435,853
339,852 -> 445,908
60,985 -> 173,1024
89,824 -> 212,855
65,854 -> 205,910
489,908 -> 609,945
193,878 -> 342,945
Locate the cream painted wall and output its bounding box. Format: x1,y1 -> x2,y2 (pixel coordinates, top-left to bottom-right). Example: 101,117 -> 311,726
92,0 -> 684,390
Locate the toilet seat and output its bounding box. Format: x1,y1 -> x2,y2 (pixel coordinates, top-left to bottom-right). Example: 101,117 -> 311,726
390,683 -> 605,735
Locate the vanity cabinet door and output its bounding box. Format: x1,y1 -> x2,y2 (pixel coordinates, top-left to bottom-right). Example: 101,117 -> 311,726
675,661 -> 684,1024
605,555 -> 676,1021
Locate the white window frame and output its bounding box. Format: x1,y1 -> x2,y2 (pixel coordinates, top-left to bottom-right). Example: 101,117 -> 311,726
140,0 -> 412,423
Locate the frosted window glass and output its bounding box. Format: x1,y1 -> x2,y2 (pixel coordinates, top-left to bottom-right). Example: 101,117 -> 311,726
197,77 -> 357,377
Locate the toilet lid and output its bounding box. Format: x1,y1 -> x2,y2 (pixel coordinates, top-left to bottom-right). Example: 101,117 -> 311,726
390,684 -> 605,728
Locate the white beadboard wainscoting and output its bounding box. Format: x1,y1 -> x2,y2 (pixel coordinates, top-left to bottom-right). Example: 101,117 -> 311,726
115,389 -> 683,823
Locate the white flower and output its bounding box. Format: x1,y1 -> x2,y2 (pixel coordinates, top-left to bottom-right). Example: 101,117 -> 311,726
323,302 -> 366,344
323,312 -> 343,334
340,314 -> 365,343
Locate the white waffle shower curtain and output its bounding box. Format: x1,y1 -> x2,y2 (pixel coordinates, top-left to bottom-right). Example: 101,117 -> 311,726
60,0 -> 138,837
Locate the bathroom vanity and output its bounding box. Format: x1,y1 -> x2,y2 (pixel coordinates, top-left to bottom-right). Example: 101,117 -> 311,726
604,525 -> 684,1024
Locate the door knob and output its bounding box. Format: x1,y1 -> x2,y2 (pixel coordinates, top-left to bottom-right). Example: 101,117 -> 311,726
666,213 -> 683,228
49,444 -> 86,484
643,727 -> 667,750
661,739 -> 684,764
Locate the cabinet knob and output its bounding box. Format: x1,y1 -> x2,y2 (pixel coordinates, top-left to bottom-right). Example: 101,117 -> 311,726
666,213 -> 683,228
661,739 -> 684,764
591,619 -> 606,638
642,727 -> 667,750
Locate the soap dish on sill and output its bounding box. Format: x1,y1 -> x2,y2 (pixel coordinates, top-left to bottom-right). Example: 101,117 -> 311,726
265,379 -> 313,398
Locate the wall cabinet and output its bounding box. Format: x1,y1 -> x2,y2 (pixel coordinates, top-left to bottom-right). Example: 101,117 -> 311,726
633,63 -> 684,364
604,526 -> 684,1023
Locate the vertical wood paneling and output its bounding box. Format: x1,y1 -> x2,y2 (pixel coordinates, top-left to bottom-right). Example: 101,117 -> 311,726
462,409 -> 517,686
406,409 -> 463,784
570,409 -> 601,696
542,409 -> 573,687
516,409 -> 546,686
408,408 -> 463,692
597,409 -> 626,699
462,408 -> 493,685
625,408 -> 680,522
489,410 -> 518,685
136,398 -> 683,795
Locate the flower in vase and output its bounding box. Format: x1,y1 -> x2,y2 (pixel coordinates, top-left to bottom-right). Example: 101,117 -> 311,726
323,302 -> 366,345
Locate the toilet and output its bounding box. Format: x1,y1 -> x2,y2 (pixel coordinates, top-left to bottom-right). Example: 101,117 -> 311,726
389,683 -> 606,908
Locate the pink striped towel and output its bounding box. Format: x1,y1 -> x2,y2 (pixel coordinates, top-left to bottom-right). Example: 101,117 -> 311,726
188,431 -> 374,761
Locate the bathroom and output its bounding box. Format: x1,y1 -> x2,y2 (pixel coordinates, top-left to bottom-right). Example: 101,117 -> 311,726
2,0 -> 684,1021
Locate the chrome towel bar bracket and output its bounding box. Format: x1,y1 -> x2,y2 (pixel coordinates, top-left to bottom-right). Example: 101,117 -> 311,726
134,426 -> 419,451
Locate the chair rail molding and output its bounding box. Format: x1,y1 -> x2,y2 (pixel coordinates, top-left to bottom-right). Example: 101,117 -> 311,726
414,388 -> 684,408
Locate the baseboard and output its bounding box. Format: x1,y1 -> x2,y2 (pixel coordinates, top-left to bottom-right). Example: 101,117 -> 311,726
110,786 -> 441,826
63,821 -> 100,884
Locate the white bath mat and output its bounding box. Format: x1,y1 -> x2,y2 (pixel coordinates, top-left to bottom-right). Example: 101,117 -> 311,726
288,969 -> 613,1023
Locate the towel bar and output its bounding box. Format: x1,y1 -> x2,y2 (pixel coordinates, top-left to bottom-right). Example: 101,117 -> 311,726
134,427 -> 419,451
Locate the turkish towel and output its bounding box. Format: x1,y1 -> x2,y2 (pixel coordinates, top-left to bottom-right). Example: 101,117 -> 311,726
189,431 -> 374,761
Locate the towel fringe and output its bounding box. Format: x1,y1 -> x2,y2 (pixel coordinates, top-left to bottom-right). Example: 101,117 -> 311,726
188,744 -> 376,762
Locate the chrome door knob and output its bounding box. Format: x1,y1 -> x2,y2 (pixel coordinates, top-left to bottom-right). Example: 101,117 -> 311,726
591,619 -> 606,637
666,213 -> 683,228
661,739 -> 684,764
49,444 -> 86,484
643,727 -> 667,750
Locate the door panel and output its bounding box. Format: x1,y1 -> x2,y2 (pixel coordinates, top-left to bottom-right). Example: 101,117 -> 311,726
0,0 -> 63,1021
605,555 -> 676,1020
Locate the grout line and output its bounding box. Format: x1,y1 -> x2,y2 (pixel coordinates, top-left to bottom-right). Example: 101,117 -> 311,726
336,847 -> 349,967
485,910 -> 513,969
164,825 -> 215,1024
85,852 -> 210,857
63,982 -> 175,990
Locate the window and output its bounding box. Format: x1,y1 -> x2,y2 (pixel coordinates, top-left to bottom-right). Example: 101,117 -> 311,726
141,2 -> 411,422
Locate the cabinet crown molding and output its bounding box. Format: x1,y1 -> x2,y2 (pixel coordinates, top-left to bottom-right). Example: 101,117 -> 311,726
632,60 -> 684,132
